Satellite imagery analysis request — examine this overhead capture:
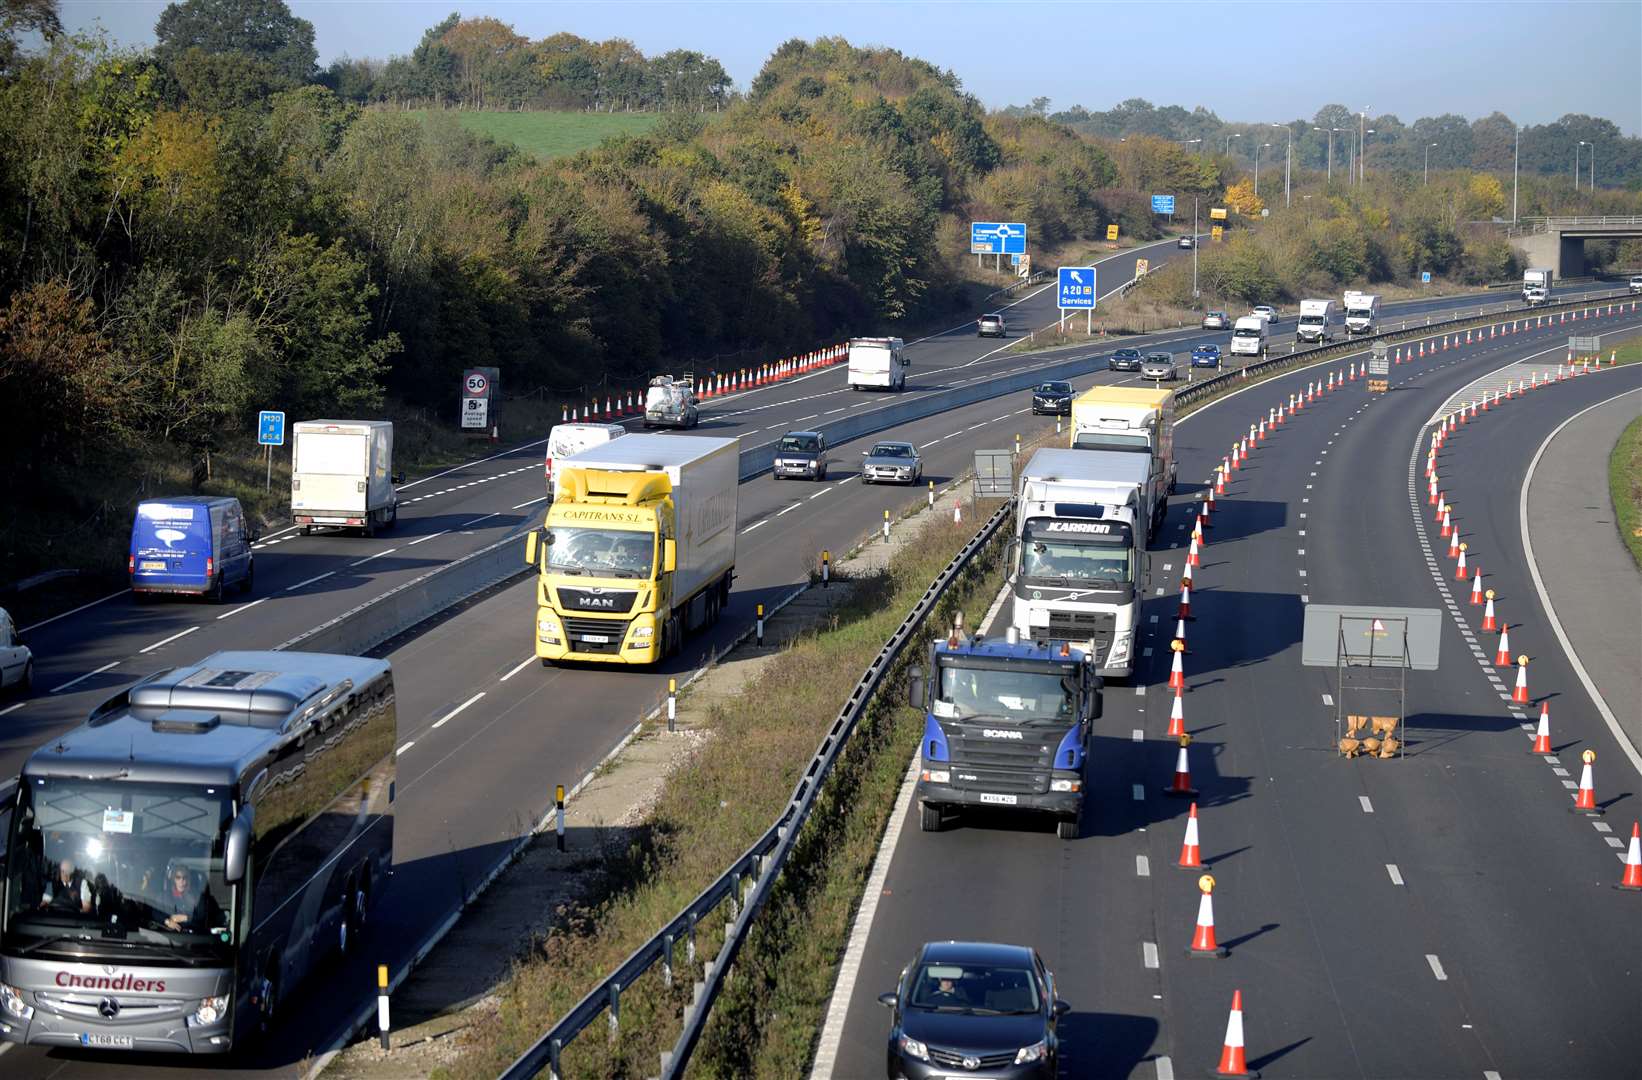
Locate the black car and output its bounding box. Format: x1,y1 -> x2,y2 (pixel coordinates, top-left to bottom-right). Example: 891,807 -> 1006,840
881,941 -> 1069,1080
1108,348 -> 1143,372
1030,380 -> 1073,415
773,430 -> 828,480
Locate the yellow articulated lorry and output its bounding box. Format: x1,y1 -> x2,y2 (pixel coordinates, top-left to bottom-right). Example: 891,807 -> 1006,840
525,434 -> 739,665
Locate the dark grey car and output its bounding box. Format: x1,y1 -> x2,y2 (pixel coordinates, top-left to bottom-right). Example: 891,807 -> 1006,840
773,431 -> 828,480
1108,348 -> 1143,372
862,441 -> 923,485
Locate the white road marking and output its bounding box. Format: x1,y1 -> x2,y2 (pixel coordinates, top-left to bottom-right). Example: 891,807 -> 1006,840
1359,796 -> 1374,813
1386,863 -> 1404,885
457,513 -> 500,530
1322,693 -> 1334,706
1142,941 -> 1159,968
431,692 -> 485,730
1426,954 -> 1448,981
741,521 -> 768,534
1134,686 -> 1145,696
1136,855 -> 1151,877
0,702 -> 25,716
1593,821 -> 1612,833
1132,728 -> 1144,742
499,656 -> 536,681
510,496 -> 547,510
216,597 -> 269,620
349,546 -> 398,568
1155,1057 -> 1175,1080
286,571 -> 336,591
49,661 -> 120,695
396,740 -> 416,755
777,503 -> 800,516
139,626 -> 199,654
407,530 -> 448,546
18,588 -> 133,634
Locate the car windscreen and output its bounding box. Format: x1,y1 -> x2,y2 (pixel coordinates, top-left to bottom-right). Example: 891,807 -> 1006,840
779,436 -> 819,453
1037,383 -> 1071,394
908,960 -> 1042,1013
871,444 -> 911,458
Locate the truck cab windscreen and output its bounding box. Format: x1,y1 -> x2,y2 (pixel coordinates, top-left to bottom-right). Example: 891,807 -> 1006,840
1071,432 -> 1149,452
935,664 -> 1076,723
4,779 -> 233,962
1021,526 -> 1131,585
545,528 -> 654,577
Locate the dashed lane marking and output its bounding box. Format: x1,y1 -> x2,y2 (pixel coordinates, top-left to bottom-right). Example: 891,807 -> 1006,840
1359,796 -> 1373,813
216,597 -> 268,620
1142,941 -> 1159,969
285,571 -> 335,591
138,626 -> 199,654
1132,784 -> 1145,801
499,656 -> 536,682
1426,954 -> 1448,981
1386,864 -> 1404,885
1136,855 -> 1151,877
49,661 -> 119,695
431,692 -> 485,730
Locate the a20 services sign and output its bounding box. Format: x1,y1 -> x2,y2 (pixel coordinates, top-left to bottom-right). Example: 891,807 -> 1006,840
1057,266 -> 1096,310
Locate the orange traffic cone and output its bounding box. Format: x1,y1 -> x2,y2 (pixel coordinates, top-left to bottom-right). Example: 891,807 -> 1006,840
1167,695 -> 1187,738
1572,750 -> 1600,815
1494,626 -> 1512,667
1446,527 -> 1461,559
1434,492 -> 1446,520
1512,655 -> 1530,703
1618,823 -> 1642,890
1168,639 -> 1187,691
1469,567 -> 1483,605
1482,590 -> 1498,631
1187,533 -> 1202,568
1165,735 -> 1197,798
1530,703 -> 1552,754
1440,504 -> 1452,537
1177,802 -> 1203,868
1174,616 -> 1190,647
1454,544 -> 1469,581
1214,990 -> 1258,1077
1187,873 -> 1227,957
1178,583 -> 1194,621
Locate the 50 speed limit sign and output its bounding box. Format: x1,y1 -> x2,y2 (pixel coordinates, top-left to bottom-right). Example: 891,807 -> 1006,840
464,372 -> 488,396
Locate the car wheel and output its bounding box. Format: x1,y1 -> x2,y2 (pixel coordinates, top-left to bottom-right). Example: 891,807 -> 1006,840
920,803 -> 944,832
208,575 -> 225,604
19,659 -> 32,693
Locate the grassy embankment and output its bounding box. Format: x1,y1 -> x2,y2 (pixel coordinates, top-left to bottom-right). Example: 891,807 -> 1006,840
1605,339 -> 1642,568
406,110 -> 662,161
433,504 -> 1007,1080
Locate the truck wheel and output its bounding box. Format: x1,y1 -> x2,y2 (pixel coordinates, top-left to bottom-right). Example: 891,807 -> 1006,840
1057,817 -> 1081,841
300,525 -> 313,536
919,803 -> 945,832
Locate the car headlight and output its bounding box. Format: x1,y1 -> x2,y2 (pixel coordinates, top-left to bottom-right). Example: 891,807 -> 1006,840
0,980 -> 33,1020
898,1033 -> 930,1061
189,993 -> 229,1027
628,623 -> 653,643
537,616 -> 561,644
1016,1039 -> 1048,1064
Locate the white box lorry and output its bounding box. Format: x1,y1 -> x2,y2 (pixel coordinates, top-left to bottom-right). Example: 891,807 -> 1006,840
526,434 -> 738,665
1067,386 -> 1176,541
847,337 -> 908,391
1011,448 -> 1149,679
1296,299 -> 1338,344
1523,268 -> 1553,305
1229,314 -> 1268,358
291,420 -> 398,536
1343,291 -> 1380,335
545,422 -> 627,498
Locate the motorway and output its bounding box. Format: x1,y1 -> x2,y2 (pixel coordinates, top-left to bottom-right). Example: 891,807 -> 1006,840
0,256 -> 1629,1075
823,310 -> 1642,1078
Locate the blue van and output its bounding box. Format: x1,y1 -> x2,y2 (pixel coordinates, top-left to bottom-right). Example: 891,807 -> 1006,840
128,497 -> 254,601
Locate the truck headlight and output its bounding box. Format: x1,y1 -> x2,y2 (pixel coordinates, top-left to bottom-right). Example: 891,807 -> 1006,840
1050,779 -> 1080,792
537,616 -> 561,644
0,980 -> 33,1020
188,993 -> 229,1027
628,623 -> 653,643
921,769 -> 950,784
1108,632 -> 1131,665
1016,1039 -> 1048,1064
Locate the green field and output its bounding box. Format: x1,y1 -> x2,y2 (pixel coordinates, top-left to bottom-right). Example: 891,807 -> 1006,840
408,110 -> 663,161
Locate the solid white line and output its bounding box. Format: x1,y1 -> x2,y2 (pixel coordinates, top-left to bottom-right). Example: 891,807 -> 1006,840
49,661 -> 119,695
499,656 -> 536,682
18,588 -> 132,634
285,571 -> 335,591
138,625 -> 199,654
510,496 -> 547,510
1386,863 -> 1404,885
430,691 -> 485,730
1359,796 -> 1374,813
0,702 -> 25,716
349,546 -> 398,568
407,530 -> 449,546
1426,954 -> 1448,981
215,597 -> 269,620
1518,386 -> 1642,777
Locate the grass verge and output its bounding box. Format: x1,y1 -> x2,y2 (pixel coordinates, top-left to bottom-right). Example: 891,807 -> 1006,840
430,507 -> 1007,1079
1609,413 -> 1642,569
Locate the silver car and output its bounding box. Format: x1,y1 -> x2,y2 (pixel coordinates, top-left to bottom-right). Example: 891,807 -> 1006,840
1140,352 -> 1177,381
1202,310 -> 1229,330
861,441 -> 923,485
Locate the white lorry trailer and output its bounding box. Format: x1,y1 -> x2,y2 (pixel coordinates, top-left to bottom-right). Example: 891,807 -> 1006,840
847,337 -> 908,391
1343,291 -> 1381,335
1229,314 -> 1268,358
1296,299 -> 1338,344
1523,268 -> 1553,305
1067,386 -> 1176,542
1011,448 -> 1148,679
291,420 -> 398,536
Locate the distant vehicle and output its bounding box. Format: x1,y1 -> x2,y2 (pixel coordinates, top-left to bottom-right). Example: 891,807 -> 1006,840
1230,314 -> 1269,357
1140,352 -> 1177,381
773,430 -> 828,480
129,496 -> 254,602
1343,291 -> 1381,335
1030,380 -> 1074,415
1107,348 -> 1143,372
643,375 -> 700,429
1296,298 -> 1338,344
977,313 -> 1007,338
1190,343 -> 1221,368
545,422 -> 627,498
1630,275 -> 1642,295
0,607 -> 31,694
1251,305 -> 1280,325
878,940 -> 1070,1079
1201,310 -> 1230,330
0,650 -> 396,1055
861,441 -> 923,485
848,337 -> 909,391
1523,268 -> 1553,305
1177,235 -> 1195,249
291,420 -> 399,537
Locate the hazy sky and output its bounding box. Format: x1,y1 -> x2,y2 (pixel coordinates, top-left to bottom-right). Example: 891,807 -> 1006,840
59,0 -> 1642,134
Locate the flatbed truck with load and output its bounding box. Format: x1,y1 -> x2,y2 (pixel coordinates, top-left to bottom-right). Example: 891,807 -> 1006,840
525,434 -> 738,665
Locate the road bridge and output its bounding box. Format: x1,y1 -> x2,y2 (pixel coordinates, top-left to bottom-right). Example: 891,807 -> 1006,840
1509,215 -> 1642,277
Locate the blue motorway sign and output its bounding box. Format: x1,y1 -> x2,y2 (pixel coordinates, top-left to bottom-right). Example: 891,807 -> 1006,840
258,410 -> 286,447
1421,271 -> 1432,284
1057,266 -> 1097,310
1151,194 -> 1176,215
970,221 -> 1027,255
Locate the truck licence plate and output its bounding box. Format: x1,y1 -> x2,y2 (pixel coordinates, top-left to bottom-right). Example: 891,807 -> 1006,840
978,793 -> 1017,806
81,1033 -> 134,1048
579,634 -> 610,645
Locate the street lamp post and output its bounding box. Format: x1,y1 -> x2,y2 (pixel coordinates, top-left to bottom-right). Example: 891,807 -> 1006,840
1273,123 -> 1291,208
1576,141 -> 1588,191
1361,129 -> 1374,184
1358,109 -> 1370,184
1314,127 -> 1343,181
1512,125 -> 1519,224
1224,132 -> 1241,157
1424,142 -> 1437,186
1192,196 -> 1199,300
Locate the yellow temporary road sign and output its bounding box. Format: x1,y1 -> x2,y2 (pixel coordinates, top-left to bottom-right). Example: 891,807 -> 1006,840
1134,257 -> 1149,277
1106,224 -> 1120,241
1209,207 -> 1228,221
1211,225 -> 1224,242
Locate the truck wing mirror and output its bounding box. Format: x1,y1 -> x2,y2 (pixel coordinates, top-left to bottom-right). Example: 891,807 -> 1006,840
907,666 -> 925,709
524,530 -> 540,567
224,807 -> 254,884
392,472 -> 406,485
662,538 -> 677,573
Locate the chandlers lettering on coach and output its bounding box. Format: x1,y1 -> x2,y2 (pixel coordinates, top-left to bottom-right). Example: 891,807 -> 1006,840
56,971 -> 166,992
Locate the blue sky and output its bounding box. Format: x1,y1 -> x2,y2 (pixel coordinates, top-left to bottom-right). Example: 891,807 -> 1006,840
59,1 -> 1641,133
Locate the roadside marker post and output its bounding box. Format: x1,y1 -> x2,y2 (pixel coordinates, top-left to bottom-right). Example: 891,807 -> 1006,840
377,964 -> 390,1050
821,550 -> 831,589
667,678 -> 677,733
883,509 -> 891,543
756,603 -> 765,646
928,480 -> 935,508
555,784 -> 566,851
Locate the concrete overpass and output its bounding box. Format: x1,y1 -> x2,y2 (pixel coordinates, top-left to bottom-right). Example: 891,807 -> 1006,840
1509,215 -> 1642,276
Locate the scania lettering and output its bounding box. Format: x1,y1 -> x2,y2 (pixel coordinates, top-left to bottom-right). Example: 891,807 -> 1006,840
1343,291 -> 1380,335
526,434 -> 738,665
1011,448 -> 1149,679
0,651 -> 395,1054
910,630 -> 1103,840
1067,386 -> 1177,536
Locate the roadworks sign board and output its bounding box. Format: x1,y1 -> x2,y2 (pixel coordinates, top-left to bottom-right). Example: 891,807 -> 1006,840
1301,603 -> 1442,670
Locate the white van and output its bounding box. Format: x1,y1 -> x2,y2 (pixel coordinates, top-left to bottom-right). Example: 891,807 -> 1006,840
0,607 -> 32,694
847,337 -> 909,391
545,422 -> 627,498
1229,315 -> 1268,358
